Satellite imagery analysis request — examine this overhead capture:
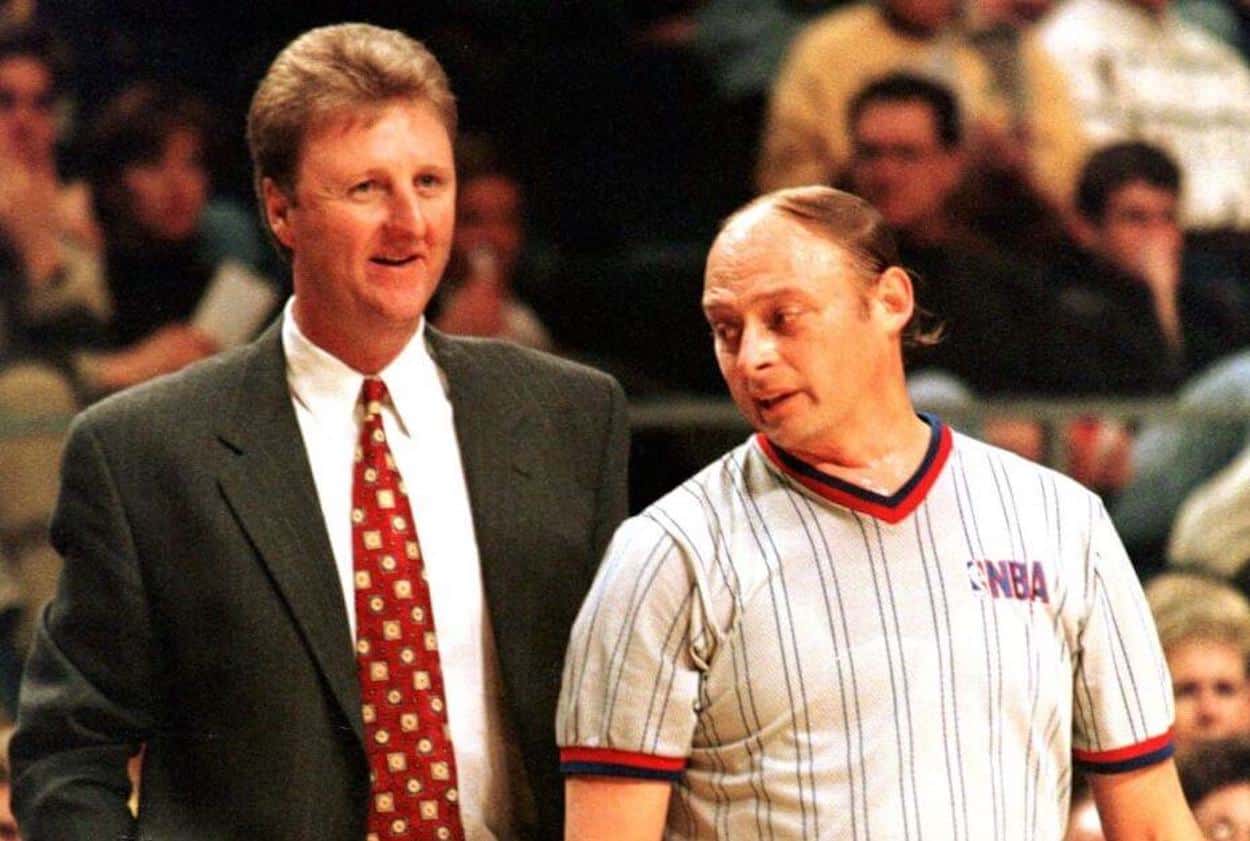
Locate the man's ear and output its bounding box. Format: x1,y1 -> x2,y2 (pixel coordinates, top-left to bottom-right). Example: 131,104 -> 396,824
262,178 -> 295,249
874,266 -> 915,336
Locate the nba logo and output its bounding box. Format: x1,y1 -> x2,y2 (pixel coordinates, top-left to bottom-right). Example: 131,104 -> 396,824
967,559 -> 988,593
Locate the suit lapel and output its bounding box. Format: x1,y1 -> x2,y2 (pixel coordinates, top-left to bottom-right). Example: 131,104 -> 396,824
426,331 -> 530,639
215,323 -> 364,745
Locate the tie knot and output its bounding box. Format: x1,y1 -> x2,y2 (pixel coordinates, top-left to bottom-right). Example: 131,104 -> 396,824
361,377 -> 389,413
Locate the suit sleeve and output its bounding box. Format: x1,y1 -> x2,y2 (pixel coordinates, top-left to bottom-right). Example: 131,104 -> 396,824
590,376 -> 630,572
10,417 -> 156,839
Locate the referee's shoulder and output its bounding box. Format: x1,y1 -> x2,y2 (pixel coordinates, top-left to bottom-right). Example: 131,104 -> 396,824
955,428 -> 1096,500
631,443 -> 749,531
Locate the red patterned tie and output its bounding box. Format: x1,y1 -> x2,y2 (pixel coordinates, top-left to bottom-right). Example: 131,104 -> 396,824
353,377 -> 465,841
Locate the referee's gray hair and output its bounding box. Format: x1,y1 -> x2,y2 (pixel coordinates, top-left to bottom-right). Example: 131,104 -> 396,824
722,186 -> 942,350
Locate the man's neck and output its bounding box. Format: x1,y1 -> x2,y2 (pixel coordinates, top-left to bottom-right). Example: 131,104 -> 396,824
292,298 -> 419,375
787,398 -> 933,498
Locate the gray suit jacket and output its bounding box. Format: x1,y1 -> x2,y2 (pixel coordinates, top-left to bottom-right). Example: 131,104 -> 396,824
11,321 -> 629,840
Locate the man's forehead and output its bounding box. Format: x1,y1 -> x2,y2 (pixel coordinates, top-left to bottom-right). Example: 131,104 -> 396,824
291,99 -> 453,184
713,209 -> 844,265
706,211 -> 851,298
855,99 -> 941,141
0,53 -> 52,85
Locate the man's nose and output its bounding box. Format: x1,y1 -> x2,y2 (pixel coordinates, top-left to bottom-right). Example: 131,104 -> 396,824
387,187 -> 427,237
1195,690 -> 1221,724
736,323 -> 777,374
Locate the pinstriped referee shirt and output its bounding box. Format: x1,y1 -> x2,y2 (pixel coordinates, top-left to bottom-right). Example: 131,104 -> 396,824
557,416 -> 1174,840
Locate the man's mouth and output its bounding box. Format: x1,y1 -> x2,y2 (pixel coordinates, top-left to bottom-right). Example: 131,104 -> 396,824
755,392 -> 795,411
370,254 -> 420,267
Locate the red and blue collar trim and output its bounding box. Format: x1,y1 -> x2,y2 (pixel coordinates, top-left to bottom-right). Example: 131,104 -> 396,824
757,413 -> 952,524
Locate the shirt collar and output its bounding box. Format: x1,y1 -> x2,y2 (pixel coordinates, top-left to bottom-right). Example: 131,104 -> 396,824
282,297 -> 445,434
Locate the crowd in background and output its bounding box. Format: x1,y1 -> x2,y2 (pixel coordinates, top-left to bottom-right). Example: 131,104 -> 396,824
2,0 -> 1250,836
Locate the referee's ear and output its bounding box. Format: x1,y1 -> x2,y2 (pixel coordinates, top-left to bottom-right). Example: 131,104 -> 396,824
872,265 -> 914,340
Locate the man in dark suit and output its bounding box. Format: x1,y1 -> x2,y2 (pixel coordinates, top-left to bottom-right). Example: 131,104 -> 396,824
9,23 -> 629,840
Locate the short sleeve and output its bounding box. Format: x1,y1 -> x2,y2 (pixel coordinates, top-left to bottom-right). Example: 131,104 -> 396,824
1071,503 -> 1175,774
556,515 -> 710,781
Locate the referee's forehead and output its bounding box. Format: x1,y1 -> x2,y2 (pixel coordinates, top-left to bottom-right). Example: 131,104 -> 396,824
705,210 -> 850,294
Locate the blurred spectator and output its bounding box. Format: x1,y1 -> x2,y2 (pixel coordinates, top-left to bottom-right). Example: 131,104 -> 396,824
1041,142 -> 1250,499
845,73 -> 1061,395
1176,0 -> 1250,61
0,725 -> 17,839
1114,349 -> 1250,572
1037,0 -> 1250,231
693,0 -> 843,210
1054,142 -> 1250,392
0,1 -> 32,27
0,24 -> 104,360
1177,737 -> 1250,840
758,0 -> 1084,211
0,359 -> 73,717
1146,572 -> 1250,753
69,82 -> 276,398
957,0 -> 1079,260
1168,436 -> 1250,584
433,138 -> 552,350
0,25 -> 89,725
694,0 -> 841,103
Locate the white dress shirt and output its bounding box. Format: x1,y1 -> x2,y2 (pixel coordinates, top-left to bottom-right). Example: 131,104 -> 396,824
282,299 -> 516,840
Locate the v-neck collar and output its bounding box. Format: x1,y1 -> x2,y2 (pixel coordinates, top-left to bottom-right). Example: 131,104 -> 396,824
758,413 -> 952,524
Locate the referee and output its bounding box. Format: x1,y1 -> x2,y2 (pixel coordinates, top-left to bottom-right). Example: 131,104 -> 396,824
556,186 -> 1201,840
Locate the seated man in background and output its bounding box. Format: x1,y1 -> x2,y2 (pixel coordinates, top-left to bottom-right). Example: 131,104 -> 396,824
0,24 -> 92,725
845,72 -> 1062,396
1038,0 -> 1250,232
0,24 -> 101,360
1052,143 -> 1250,516
433,136 -> 553,350
558,185 -> 1201,840
1146,572 -> 1250,753
70,81 -> 278,398
759,0 -> 1083,211
1178,738 -> 1250,839
1055,141 -> 1250,394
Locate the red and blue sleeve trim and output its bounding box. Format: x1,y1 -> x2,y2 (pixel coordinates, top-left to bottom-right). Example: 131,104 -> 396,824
758,413 -> 952,524
560,747 -> 687,782
1072,728 -> 1174,774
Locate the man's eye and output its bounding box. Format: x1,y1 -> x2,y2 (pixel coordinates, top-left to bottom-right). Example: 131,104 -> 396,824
350,180 -> 378,196
711,323 -> 740,343
771,310 -> 801,331
1214,680 -> 1243,697
417,173 -> 445,190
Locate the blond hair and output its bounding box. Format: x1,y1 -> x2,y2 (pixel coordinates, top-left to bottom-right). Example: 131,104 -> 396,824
1146,571 -> 1250,666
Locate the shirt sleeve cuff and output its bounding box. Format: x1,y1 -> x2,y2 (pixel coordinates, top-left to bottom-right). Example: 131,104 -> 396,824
559,746 -> 687,782
1072,728 -> 1174,774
